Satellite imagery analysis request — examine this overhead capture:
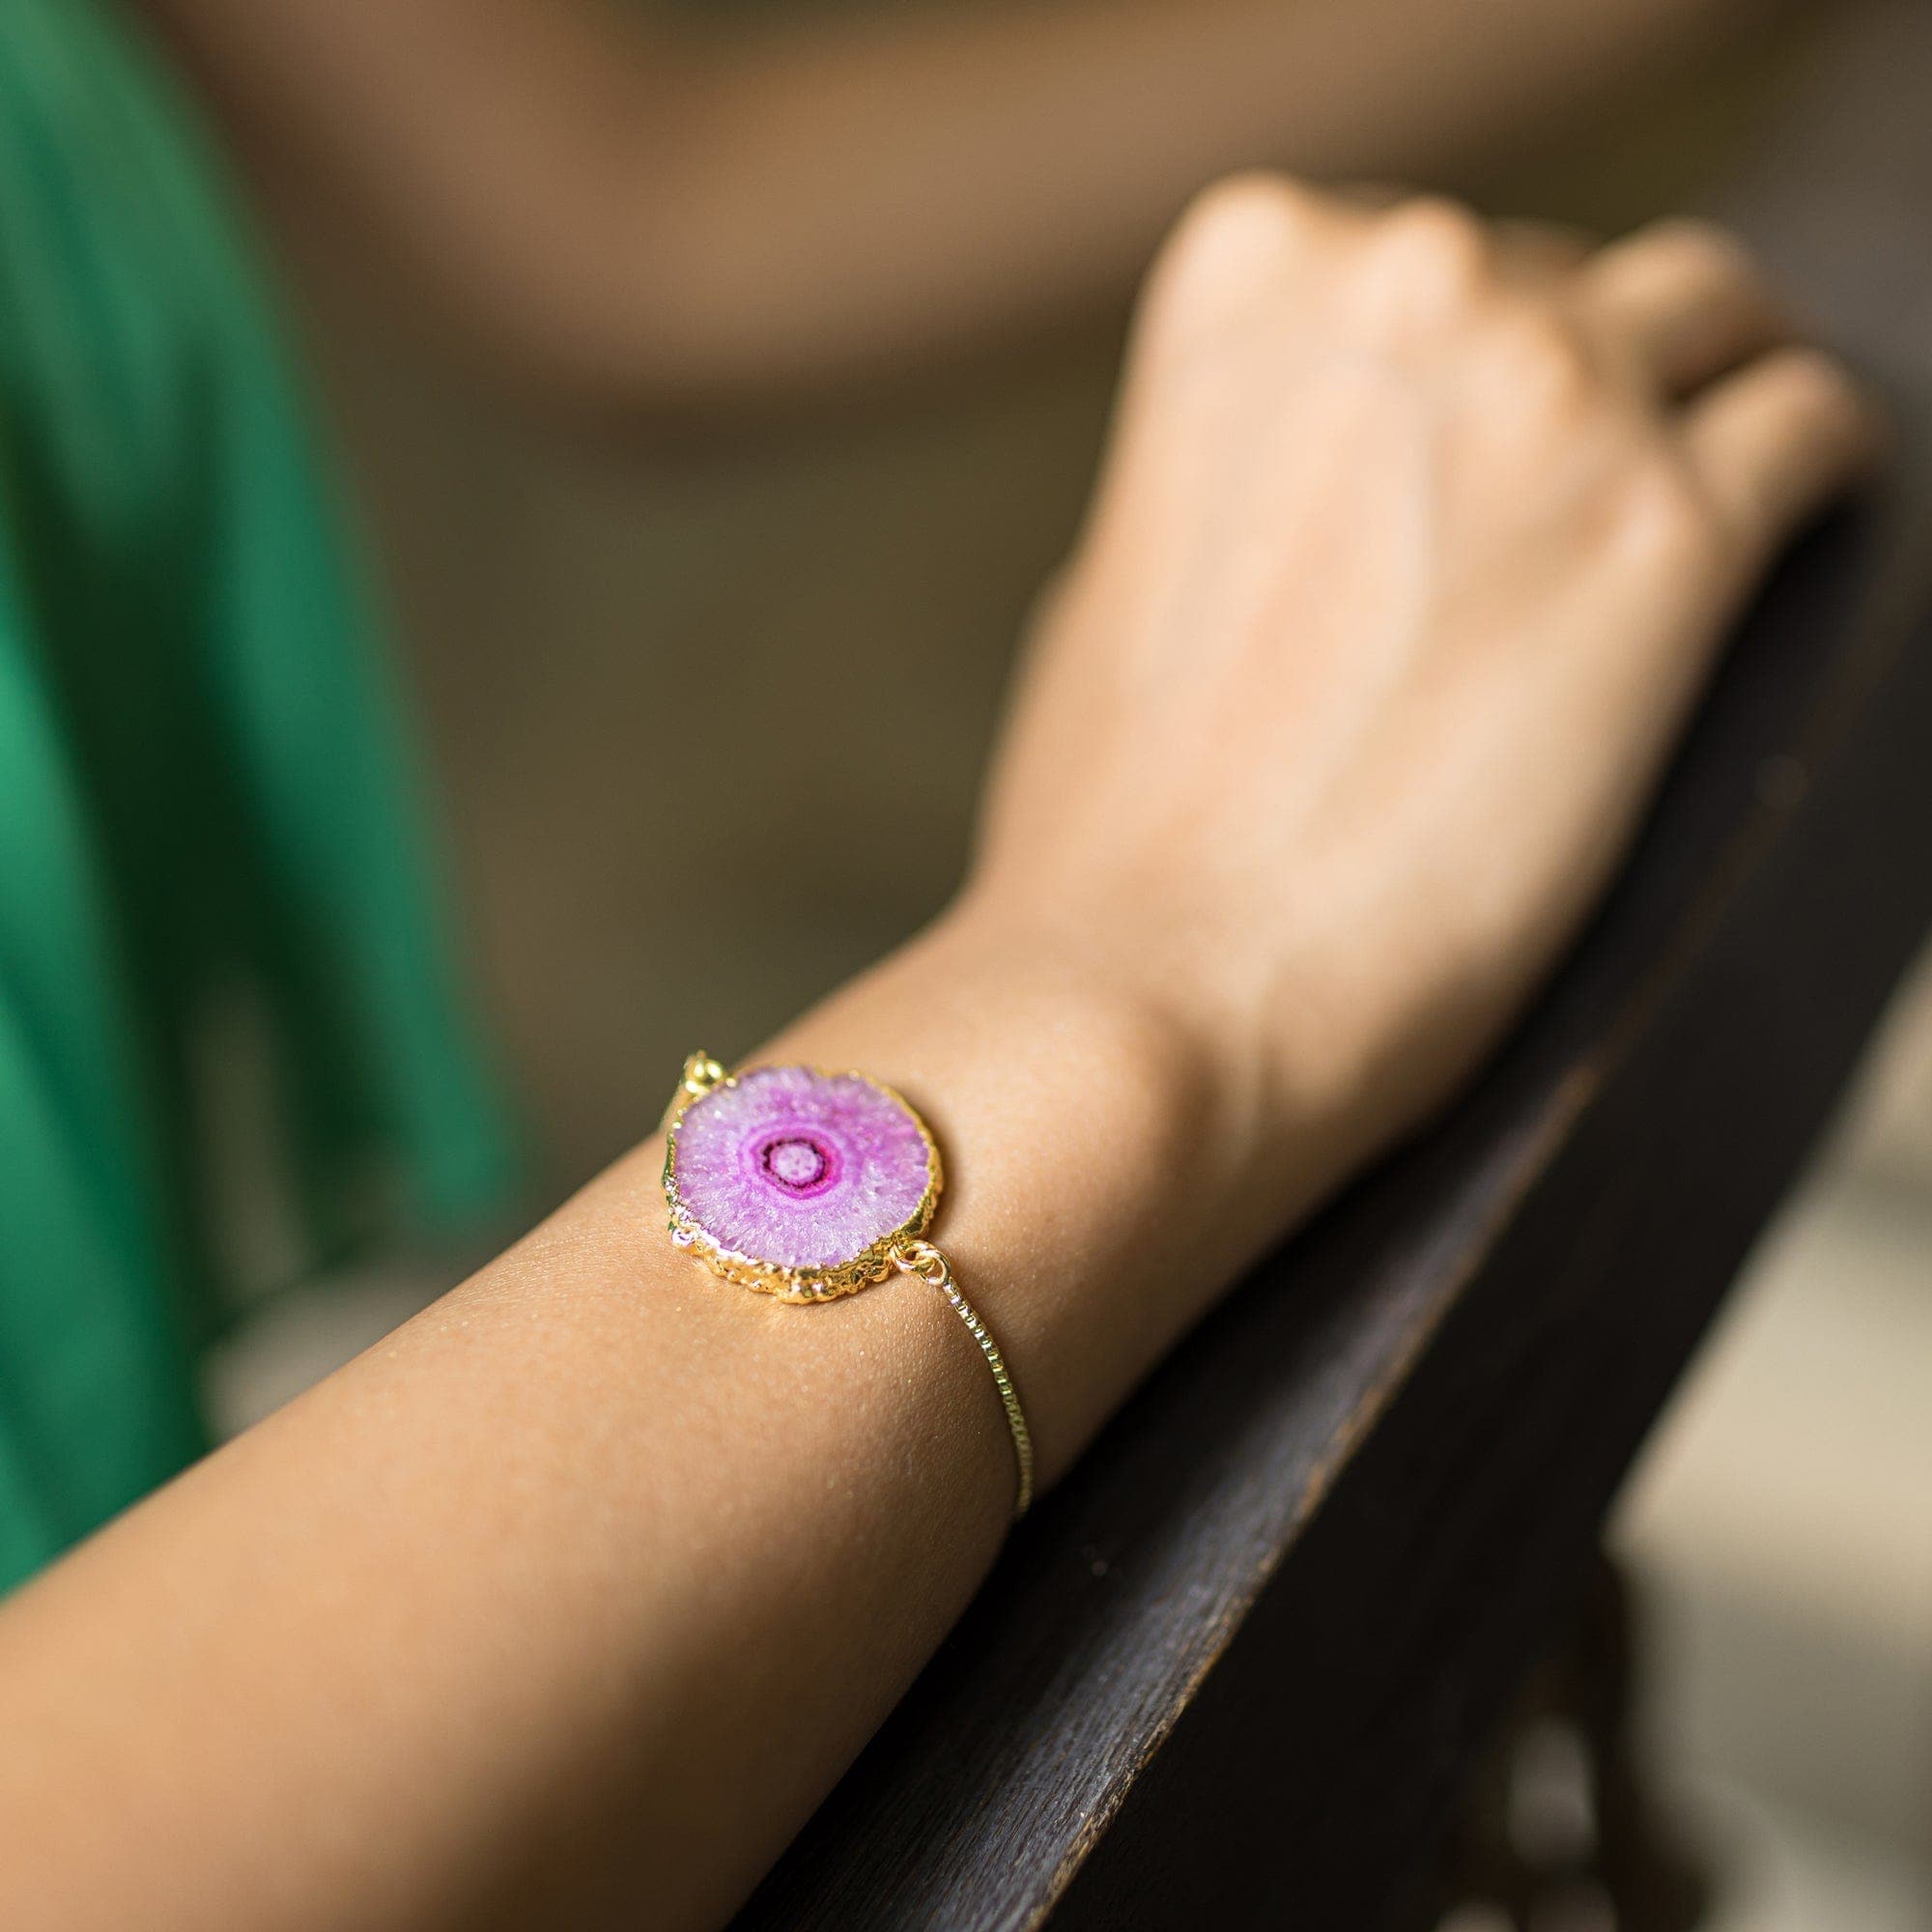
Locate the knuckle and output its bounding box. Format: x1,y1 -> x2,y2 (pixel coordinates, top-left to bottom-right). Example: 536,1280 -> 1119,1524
1168,171 -> 1318,267
1374,197 -> 1491,298
1143,172 -> 1320,338
1769,345 -> 1865,426
1632,214 -> 1759,286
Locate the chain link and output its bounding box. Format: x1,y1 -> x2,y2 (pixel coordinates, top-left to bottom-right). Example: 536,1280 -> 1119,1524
893,1239 -> 1035,1520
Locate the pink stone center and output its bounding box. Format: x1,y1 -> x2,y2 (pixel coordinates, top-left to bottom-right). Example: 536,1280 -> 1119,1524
762,1134 -> 832,1194
671,1065 -> 935,1270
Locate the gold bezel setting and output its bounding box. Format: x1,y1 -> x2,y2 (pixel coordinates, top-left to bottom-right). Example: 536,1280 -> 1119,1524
661,1055 -> 943,1304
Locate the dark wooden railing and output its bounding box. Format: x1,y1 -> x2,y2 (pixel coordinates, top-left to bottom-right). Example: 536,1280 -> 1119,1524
735,7 -> 1932,1925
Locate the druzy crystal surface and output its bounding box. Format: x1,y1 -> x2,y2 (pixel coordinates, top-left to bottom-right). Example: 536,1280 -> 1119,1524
671,1065 -> 934,1270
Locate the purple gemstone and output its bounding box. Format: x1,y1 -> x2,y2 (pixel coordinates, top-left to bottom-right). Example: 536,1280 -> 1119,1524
670,1065 -> 935,1271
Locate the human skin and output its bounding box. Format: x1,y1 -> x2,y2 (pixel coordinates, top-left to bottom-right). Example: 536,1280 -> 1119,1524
135,0 -> 1776,403
0,186 -> 1873,1929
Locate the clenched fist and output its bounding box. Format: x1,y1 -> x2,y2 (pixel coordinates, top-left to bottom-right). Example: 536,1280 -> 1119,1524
971,180 -> 1875,1192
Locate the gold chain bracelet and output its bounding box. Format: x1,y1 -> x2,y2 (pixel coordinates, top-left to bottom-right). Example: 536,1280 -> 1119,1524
661,1052 -> 1035,1520
887,1237 -> 1034,1518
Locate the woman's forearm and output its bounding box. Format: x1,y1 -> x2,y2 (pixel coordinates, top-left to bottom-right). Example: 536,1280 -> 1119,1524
138,0 -> 1765,404
0,910 -> 1293,1931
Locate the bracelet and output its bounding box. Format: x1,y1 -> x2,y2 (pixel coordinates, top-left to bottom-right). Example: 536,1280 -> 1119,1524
661,1052 -> 1034,1520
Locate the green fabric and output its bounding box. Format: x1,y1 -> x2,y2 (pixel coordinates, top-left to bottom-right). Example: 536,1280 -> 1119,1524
0,0 -> 517,1591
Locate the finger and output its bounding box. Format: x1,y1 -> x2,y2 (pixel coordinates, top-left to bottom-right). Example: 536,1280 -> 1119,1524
1681,347 -> 1880,556
1339,185 -> 1589,277
1578,218 -> 1792,395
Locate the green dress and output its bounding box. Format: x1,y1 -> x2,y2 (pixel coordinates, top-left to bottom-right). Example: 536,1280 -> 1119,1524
0,0 -> 516,1590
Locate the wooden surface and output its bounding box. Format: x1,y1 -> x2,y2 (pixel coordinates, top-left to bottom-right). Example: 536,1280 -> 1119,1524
732,8 -> 1932,1928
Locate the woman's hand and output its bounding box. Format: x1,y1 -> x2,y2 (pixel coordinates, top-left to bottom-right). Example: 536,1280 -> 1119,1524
973,181 -> 1876,1204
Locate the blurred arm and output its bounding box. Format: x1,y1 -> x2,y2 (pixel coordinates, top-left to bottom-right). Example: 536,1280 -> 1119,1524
138,0 -> 1766,406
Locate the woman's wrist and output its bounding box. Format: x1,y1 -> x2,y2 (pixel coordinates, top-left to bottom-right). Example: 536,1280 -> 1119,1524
941,881 -> 1385,1222
753,896 -> 1304,1486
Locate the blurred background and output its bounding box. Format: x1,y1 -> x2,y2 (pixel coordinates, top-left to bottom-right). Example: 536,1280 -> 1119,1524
7,0 -> 1926,1923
